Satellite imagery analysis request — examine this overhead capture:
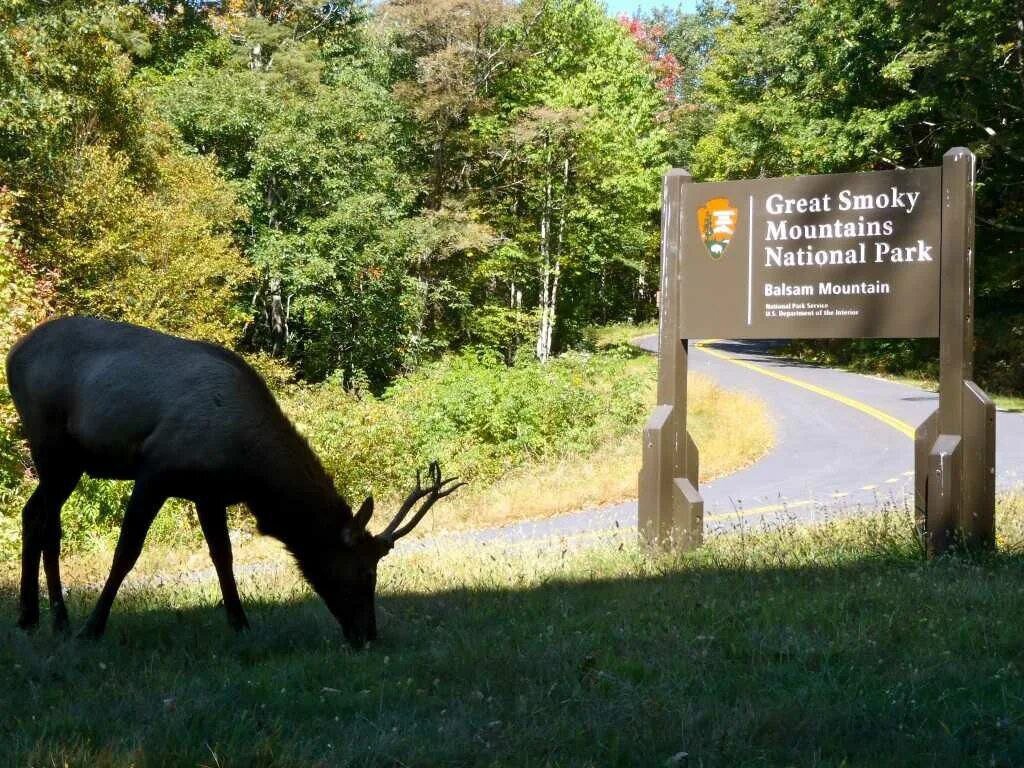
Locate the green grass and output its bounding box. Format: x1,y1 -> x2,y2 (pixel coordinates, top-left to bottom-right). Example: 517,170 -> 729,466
4,498 -> 1024,766
878,373 -> 1024,413
587,321 -> 659,349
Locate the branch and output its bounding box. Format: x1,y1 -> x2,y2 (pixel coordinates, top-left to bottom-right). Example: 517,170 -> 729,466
978,216 -> 1024,234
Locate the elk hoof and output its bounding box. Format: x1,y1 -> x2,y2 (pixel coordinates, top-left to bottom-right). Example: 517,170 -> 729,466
75,618 -> 105,642
52,607 -> 71,636
16,612 -> 39,632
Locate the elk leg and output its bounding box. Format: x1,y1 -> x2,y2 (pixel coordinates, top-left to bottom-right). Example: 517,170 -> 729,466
42,471 -> 81,634
18,467 -> 80,632
196,503 -> 248,631
18,487 -> 46,630
78,480 -> 166,640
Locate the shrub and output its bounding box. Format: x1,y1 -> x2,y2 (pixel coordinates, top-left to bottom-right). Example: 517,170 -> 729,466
0,345 -> 652,553
39,143 -> 251,346
0,189 -> 50,490
285,347 -> 651,506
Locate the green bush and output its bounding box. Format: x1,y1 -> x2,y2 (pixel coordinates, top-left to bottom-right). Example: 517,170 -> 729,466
279,347 -> 651,507
0,347 -> 652,554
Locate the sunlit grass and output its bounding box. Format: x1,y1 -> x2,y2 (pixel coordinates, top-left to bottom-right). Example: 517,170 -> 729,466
876,372 -> 1024,413
586,320 -> 659,348
4,496 -> 1023,766
428,357 -> 772,532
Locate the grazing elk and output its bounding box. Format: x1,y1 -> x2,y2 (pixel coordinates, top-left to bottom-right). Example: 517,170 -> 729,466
6,316 -> 463,648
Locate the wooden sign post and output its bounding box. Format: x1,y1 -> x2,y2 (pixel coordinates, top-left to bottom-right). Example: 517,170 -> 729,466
914,148 -> 996,554
640,147 -> 995,555
638,170 -> 703,549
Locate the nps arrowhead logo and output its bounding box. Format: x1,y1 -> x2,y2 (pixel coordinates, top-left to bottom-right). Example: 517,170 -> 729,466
697,197 -> 738,259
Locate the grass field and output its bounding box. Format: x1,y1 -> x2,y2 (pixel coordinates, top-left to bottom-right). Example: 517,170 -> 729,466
878,374 -> 1024,413
431,365 -> 772,533
428,326 -> 770,532
3,497 -> 1024,766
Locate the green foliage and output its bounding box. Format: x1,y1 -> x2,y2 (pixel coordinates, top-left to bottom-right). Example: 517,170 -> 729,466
0,2 -> 157,243
487,0 -> 668,337
156,25 -> 425,386
285,346 -> 651,505
0,189 -> 49,492
681,0 -> 1024,393
1,0 -> 673,386
0,1 -> 252,347
384,0 -> 669,358
0,343 -> 649,549
38,143 -> 251,345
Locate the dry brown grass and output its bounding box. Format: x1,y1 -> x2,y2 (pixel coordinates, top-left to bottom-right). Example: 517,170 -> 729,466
421,368 -> 773,532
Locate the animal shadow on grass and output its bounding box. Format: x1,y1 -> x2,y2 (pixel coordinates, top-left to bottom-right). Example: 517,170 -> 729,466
2,551 -> 1024,767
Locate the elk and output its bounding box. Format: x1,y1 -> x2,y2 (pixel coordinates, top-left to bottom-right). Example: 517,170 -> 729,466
6,316 -> 463,648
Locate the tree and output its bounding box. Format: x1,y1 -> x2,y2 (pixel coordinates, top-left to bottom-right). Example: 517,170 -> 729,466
690,0 -> 1024,392
38,143 -> 251,345
0,1 -> 157,247
0,1 -> 251,346
156,15 -> 426,386
473,0 -> 669,358
381,0 -> 523,208
636,1 -> 730,168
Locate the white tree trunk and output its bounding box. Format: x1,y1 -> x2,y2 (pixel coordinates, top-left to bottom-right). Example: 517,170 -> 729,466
536,157 -> 568,362
535,146 -> 554,362
542,258 -> 560,359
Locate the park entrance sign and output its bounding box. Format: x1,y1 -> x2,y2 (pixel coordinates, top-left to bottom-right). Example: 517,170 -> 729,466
680,168 -> 941,339
639,148 -> 995,556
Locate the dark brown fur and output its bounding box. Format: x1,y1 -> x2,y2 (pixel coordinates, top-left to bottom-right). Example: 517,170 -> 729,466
6,316 -> 456,647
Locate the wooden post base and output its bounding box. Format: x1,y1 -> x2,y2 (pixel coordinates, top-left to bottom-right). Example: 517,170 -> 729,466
639,404 -> 703,550
913,380 -> 995,555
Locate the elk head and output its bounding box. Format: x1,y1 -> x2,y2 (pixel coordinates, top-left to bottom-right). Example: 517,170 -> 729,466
314,461 -> 464,649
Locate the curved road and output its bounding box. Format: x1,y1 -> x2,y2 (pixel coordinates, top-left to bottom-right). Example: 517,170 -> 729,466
439,338 -> 1024,545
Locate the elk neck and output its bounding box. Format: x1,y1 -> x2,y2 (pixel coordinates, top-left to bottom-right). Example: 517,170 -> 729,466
243,418 -> 354,555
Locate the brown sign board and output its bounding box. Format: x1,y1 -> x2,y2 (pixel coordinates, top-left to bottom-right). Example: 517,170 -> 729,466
641,150 -> 994,557
678,167 -> 942,339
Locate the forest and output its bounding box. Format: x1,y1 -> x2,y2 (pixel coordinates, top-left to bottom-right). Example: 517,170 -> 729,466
3,5 -> 1024,763
0,0 -> 1021,541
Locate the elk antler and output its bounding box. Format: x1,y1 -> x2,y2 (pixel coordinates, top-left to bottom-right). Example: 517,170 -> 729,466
377,461 -> 466,542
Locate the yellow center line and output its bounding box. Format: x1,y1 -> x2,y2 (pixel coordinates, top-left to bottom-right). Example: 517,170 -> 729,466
704,498 -> 813,521
695,340 -> 916,439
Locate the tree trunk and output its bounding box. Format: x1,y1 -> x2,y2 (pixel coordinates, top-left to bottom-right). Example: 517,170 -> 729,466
536,155 -> 568,362
267,277 -> 288,355
535,144 -> 553,362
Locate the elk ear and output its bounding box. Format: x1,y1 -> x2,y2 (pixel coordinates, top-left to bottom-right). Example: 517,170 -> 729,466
353,495 -> 374,530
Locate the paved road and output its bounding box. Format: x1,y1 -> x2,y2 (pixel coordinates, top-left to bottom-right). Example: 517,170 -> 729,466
432,338 -> 1024,546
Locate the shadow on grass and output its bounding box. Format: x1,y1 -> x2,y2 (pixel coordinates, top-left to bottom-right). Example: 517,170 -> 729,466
2,545 -> 1024,768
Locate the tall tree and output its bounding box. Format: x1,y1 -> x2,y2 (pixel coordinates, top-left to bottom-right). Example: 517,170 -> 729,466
691,0 -> 1024,392
0,1 -> 251,346
476,0 -> 669,358
156,9 -> 423,386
